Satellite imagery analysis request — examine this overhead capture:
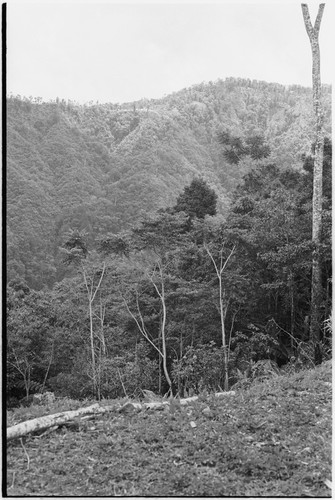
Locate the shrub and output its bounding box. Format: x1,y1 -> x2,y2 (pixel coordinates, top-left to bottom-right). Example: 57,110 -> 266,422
98,344 -> 159,399
172,342 -> 225,396
229,324 -> 280,385
48,372 -> 90,399
49,343 -> 159,400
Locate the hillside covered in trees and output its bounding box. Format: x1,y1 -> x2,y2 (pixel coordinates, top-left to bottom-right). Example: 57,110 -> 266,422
7,77 -> 332,404
7,78 -> 331,289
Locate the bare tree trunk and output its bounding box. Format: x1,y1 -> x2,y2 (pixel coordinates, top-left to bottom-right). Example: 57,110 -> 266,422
88,298 -> 96,396
150,265 -> 172,393
301,3 -> 325,343
41,339 -> 55,393
158,327 -> 162,394
25,366 -> 31,400
82,263 -> 106,399
96,299 -> 106,400
180,330 -> 183,360
158,356 -> 162,395
218,271 -> 229,391
205,244 -> 235,391
160,278 -> 172,390
99,300 -> 106,356
289,271 -> 295,349
324,274 -> 330,325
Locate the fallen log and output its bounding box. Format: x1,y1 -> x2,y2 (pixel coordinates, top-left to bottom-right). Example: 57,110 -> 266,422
117,391 -> 236,412
7,391 -> 236,440
7,403 -> 106,441
180,391 -> 236,405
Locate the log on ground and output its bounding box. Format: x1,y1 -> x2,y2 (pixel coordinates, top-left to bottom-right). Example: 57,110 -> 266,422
7,391 -> 236,440
7,403 -> 106,441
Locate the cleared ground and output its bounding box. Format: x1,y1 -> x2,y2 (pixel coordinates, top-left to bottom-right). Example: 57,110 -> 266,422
6,361 -> 332,496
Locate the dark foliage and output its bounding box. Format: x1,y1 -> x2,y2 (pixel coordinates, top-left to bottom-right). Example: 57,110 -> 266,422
173,178 -> 218,219
218,130 -> 271,164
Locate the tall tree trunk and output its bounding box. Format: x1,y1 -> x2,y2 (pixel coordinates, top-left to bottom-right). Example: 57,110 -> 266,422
289,271 -> 295,349
205,244 -> 235,391
158,356 -> 162,395
82,263 -> 106,399
99,300 -> 106,356
88,297 -> 96,397
147,265 -> 172,394
218,272 -> 229,391
301,3 -> 325,343
158,326 -> 162,394
25,365 -> 31,400
159,274 -> 172,393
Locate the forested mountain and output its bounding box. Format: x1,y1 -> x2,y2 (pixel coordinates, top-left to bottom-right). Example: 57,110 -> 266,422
7,78 -> 331,290
7,77 -> 332,405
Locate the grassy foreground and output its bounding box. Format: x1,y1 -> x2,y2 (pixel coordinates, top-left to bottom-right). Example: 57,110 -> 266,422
6,361 -> 332,496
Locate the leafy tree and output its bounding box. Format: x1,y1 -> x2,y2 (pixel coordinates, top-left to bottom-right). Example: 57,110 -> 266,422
225,153 -> 332,365
217,130 -> 270,164
173,178 -> 218,220
228,323 -> 280,383
7,284 -> 56,401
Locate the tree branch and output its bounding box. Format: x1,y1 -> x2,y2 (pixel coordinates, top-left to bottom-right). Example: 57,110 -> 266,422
91,262 -> 106,303
314,4 -> 325,32
301,3 -> 325,39
301,4 -> 314,39
122,294 -> 163,357
220,245 -> 236,275
204,245 -> 220,277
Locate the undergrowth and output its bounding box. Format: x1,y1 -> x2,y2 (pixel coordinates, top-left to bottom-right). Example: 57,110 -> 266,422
6,361 -> 332,496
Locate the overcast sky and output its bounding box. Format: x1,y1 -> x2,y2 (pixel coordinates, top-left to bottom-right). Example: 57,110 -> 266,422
7,1 -> 334,104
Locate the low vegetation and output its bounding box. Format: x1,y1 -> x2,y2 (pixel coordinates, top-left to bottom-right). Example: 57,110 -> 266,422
6,361 -> 331,497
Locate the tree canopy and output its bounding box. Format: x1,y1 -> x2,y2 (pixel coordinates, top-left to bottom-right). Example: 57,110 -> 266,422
173,178 -> 218,219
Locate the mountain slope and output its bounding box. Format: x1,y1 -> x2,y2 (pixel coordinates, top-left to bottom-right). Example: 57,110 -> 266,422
7,78 -> 332,289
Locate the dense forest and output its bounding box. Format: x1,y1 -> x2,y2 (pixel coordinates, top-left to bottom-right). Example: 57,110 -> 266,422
7,77 -> 332,403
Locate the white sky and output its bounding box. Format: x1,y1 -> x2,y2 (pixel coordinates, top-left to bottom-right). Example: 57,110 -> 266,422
7,1 -> 334,104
